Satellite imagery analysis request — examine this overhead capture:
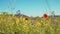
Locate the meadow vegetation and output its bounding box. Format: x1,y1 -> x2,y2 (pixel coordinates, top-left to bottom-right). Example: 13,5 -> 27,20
0,12 -> 60,34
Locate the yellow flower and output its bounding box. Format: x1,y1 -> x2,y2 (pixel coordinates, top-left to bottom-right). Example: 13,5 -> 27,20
36,30 -> 40,32
16,18 -> 19,26
22,25 -> 29,32
36,22 -> 41,27
17,28 -> 21,30
11,31 -> 14,34
0,30 -> 1,32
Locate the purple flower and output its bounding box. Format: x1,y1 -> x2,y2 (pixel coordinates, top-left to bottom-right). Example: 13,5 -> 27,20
16,10 -> 21,16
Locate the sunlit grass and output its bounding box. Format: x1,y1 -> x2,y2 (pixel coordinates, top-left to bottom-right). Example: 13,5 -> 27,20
0,12 -> 60,34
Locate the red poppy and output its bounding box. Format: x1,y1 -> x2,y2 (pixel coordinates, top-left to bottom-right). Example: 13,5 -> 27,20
25,17 -> 28,20
43,13 -> 48,18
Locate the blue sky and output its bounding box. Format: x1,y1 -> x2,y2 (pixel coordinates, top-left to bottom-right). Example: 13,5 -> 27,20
0,0 -> 60,17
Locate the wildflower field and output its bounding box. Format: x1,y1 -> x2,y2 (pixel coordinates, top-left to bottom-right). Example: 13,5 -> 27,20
0,13 -> 60,34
